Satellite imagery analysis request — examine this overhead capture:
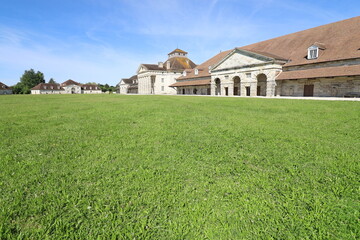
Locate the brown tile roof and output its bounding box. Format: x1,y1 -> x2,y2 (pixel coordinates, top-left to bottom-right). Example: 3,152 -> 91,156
0,82 -> 12,90
170,79 -> 211,87
177,50 -> 232,80
142,57 -> 196,71
81,84 -> 100,90
168,48 -> 188,55
31,83 -> 64,90
165,57 -> 196,70
240,16 -> 360,67
276,65 -> 360,80
61,79 -> 80,86
122,75 -> 138,84
142,64 -> 165,71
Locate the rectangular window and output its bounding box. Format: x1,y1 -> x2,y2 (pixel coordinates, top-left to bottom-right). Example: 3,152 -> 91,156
161,86 -> 164,91
309,49 -> 318,59
246,73 -> 251,78
161,78 -> 164,83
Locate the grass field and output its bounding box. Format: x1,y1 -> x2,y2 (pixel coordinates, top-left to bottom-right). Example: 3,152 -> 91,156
0,94 -> 359,239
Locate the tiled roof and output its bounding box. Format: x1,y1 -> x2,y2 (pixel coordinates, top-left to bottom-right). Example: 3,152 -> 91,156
170,79 -> 211,87
168,48 -> 188,55
122,75 -> 138,84
165,57 -> 196,70
0,82 -> 12,90
276,65 -> 360,80
141,57 -> 196,72
61,79 -> 80,86
240,16 -> 360,67
177,50 -> 232,80
142,64 -> 165,71
31,83 -> 64,90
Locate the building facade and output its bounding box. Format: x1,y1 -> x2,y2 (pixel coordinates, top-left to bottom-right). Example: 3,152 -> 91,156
119,75 -> 138,94
170,16 -> 360,98
119,49 -> 196,95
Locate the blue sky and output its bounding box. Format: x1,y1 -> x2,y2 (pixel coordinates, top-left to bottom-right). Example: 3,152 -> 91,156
0,0 -> 358,86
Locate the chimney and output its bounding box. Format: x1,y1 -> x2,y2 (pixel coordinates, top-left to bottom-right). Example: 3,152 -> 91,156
166,61 -> 171,70
158,62 -> 163,68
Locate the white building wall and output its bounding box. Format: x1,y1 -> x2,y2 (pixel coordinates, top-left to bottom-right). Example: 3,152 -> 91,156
82,90 -> 102,94
63,85 -> 82,94
211,62 -> 282,97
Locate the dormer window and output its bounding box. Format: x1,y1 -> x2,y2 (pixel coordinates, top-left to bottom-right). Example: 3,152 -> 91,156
308,45 -> 318,60
183,70 -> 187,76
195,69 -> 198,75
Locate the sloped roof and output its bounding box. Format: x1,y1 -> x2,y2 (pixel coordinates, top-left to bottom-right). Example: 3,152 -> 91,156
61,79 -> 80,86
31,83 -> 64,90
170,79 -> 211,87
276,65 -> 360,80
168,48 -> 188,55
142,64 -> 165,71
121,75 -> 138,84
240,16 -> 360,67
141,57 -> 196,72
0,82 -> 12,90
165,57 -> 196,70
177,50 -> 232,80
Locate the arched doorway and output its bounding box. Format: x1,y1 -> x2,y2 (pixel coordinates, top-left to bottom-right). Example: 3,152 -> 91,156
256,74 -> 267,96
233,76 -> 240,96
193,88 -> 197,95
71,87 -> 75,94
215,78 -> 221,95
182,89 -> 185,95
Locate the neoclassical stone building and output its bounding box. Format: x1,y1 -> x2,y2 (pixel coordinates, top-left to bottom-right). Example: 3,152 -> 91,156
171,16 -> 360,97
119,49 -> 196,95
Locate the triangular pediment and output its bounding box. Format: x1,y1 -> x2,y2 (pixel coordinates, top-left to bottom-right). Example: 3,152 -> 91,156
212,48 -> 275,71
137,64 -> 148,74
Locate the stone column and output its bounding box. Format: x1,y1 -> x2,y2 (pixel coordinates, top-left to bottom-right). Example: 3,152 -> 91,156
250,82 -> 257,96
220,81 -> 225,96
211,81 -> 216,96
266,80 -> 276,97
240,82 -> 246,96
229,81 -> 234,96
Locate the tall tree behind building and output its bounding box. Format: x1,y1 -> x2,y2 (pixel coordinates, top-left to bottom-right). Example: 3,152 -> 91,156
13,69 -> 45,94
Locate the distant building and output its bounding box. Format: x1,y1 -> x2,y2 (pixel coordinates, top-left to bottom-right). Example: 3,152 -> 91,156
31,83 -> 64,94
60,80 -> 82,94
31,80 -> 102,94
119,49 -> 196,95
0,82 -> 13,95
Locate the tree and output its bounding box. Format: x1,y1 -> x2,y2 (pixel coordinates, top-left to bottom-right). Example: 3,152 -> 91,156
13,69 -> 45,94
48,78 -> 57,84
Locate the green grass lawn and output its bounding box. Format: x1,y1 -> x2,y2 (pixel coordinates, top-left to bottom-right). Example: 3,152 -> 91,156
0,94 -> 359,239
